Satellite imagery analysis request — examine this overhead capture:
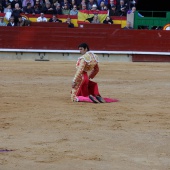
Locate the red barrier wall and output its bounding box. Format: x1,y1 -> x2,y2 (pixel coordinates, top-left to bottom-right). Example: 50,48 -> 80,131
0,27 -> 170,53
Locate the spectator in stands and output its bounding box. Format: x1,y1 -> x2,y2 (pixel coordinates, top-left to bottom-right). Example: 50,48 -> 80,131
2,0 -> 9,9
34,0 -> 43,14
98,0 -> 108,7
116,0 -> 127,16
7,16 -> 17,26
0,3 -> 3,13
3,3 -> 12,13
65,17 -> 74,28
98,1 -> 105,10
70,5 -> 78,15
107,0 -> 116,10
53,3 -> 62,15
49,14 -> 62,22
22,0 -> 34,7
36,12 -> 47,22
42,1 -> 54,14
78,3 -> 87,10
91,14 -> 100,23
87,0 -> 98,10
17,15 -> 31,26
0,16 -> 7,26
11,0 -> 22,10
61,0 -> 70,9
62,3 -> 70,15
123,21 -> 133,29
103,16 -> 113,24
70,0 -> 76,10
109,4 -> 118,16
91,4 -> 99,11
23,2 -> 35,14
11,3 -> 23,24
127,6 -> 144,17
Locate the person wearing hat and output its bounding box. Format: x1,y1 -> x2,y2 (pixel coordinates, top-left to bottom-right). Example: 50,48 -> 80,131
0,17 -> 7,26
91,4 -> 98,11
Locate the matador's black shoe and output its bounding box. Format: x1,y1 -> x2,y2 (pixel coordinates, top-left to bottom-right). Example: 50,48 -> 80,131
95,95 -> 105,103
89,95 -> 99,103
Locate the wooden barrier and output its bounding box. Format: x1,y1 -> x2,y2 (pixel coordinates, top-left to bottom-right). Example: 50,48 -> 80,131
30,22 -> 68,27
1,27 -> 170,53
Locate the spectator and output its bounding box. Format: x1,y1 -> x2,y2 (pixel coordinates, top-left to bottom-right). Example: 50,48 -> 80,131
60,0 -> 70,9
91,14 -> 100,23
62,3 -> 70,15
103,16 -> 113,24
11,0 -> 22,10
53,3 -> 62,15
127,6 -> 144,17
4,3 -> 12,21
116,0 -> 127,16
70,0 -> 77,10
91,4 -> 98,11
78,3 -> 87,10
107,0 -> 116,10
98,1 -> 105,10
34,0 -> 43,14
123,21 -> 133,29
98,0 -> 108,7
11,3 -> 23,24
0,16 -> 7,26
2,0 -> 10,9
22,0 -> 34,8
42,1 -> 54,14
87,0 -> 98,10
70,5 -> 78,15
65,17 -> 74,28
7,16 -> 17,26
0,3 -> 4,12
23,2 -> 35,14
109,4 -> 118,16
17,15 -> 31,26
49,14 -> 62,22
36,12 -> 47,22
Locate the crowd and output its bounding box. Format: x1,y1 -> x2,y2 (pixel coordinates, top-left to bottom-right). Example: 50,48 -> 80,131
0,0 -> 138,27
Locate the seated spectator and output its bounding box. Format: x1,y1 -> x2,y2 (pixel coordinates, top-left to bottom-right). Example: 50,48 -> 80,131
127,6 -> 144,17
62,3 -> 70,15
65,17 -> 74,28
7,16 -> 17,26
49,14 -> 62,22
0,3 -> 4,13
34,0 -> 43,14
36,12 -> 47,22
70,0 -> 76,10
54,3 -> 62,15
87,0 -> 98,10
103,16 -> 113,24
11,0 -> 22,10
11,3 -> 23,24
0,17 -> 7,26
109,4 -> 118,16
123,21 -> 133,29
23,2 -> 35,14
78,3 -> 87,10
116,0 -> 127,16
42,1 -> 54,14
4,3 -> 13,21
91,14 -> 100,24
70,5 -> 78,15
60,0 -> 71,9
17,15 -> 31,26
22,0 -> 34,8
98,0 -> 108,7
91,4 -> 99,11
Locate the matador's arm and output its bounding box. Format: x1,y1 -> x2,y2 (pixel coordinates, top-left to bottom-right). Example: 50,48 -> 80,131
72,58 -> 86,83
89,64 -> 99,79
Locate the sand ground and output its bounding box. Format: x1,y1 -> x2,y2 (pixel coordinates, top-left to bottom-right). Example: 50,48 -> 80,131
0,60 -> 170,170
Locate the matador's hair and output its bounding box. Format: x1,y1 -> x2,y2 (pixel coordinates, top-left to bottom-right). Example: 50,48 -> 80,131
78,43 -> 90,51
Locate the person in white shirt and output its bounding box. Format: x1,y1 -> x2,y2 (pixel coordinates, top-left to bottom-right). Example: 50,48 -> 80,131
36,13 -> 47,22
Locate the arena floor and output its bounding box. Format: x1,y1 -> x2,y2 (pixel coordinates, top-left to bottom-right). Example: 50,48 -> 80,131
0,60 -> 170,170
